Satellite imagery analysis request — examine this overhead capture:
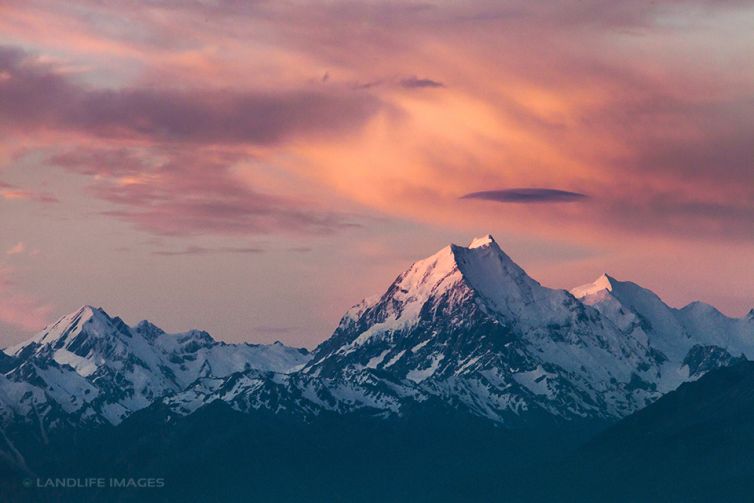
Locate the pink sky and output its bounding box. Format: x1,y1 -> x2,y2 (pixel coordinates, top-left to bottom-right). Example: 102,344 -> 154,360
1,0 -> 753,347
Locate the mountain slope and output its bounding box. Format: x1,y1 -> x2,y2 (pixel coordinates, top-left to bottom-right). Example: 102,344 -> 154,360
0,396 -> 600,503
552,361 -> 754,502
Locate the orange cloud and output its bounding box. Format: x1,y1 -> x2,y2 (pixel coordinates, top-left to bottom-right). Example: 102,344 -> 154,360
0,181 -> 58,203
5,242 -> 25,255
0,0 -> 751,247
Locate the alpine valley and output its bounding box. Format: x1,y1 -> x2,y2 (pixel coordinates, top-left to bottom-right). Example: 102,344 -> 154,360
1,235 -> 752,502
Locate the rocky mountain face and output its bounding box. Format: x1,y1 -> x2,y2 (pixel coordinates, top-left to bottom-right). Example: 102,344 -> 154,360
1,235 -> 752,435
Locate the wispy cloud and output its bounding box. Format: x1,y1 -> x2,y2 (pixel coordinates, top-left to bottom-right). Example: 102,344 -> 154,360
0,181 -> 58,203
5,242 -> 25,255
253,325 -> 300,336
151,246 -> 265,256
0,46 -> 382,146
49,147 -> 358,237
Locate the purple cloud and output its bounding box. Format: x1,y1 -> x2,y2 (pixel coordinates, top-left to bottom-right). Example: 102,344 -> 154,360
399,76 -> 445,89
461,188 -> 589,203
0,46 -> 382,146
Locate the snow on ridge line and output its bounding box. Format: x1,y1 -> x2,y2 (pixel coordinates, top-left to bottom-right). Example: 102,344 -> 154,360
570,273 -> 616,299
467,234 -> 496,249
6,303 -> 311,358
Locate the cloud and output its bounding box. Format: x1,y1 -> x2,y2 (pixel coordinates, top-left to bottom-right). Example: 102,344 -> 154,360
601,192 -> 754,242
0,0 -> 752,333
399,76 -> 445,89
352,80 -> 383,90
49,147 -> 358,237
2,0 -> 754,246
0,181 -> 58,203
253,325 -> 300,336
0,45 -> 382,146
151,246 -> 264,256
460,188 -> 589,203
5,242 -> 25,255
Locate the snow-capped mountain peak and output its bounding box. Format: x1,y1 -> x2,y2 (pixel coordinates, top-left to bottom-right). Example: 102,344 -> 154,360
6,304 -> 130,359
313,234 -> 552,365
452,236 -> 545,318
133,319 -> 165,338
304,235 -> 670,422
468,234 -> 496,249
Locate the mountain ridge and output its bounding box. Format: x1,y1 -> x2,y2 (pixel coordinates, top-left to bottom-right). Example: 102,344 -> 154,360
154,234 -> 751,427
0,306 -> 310,430
0,234 -> 751,439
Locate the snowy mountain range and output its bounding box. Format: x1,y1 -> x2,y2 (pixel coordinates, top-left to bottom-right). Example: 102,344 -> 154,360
0,306 -> 309,433
1,235 -> 752,436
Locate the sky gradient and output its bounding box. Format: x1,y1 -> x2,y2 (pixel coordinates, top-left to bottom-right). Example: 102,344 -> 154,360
1,0 -> 753,347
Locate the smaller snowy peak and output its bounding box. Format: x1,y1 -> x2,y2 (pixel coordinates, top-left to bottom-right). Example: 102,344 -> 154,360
570,273 -> 616,299
171,330 -> 216,352
52,305 -> 111,332
5,304 -> 121,356
55,304 -> 115,332
680,301 -> 725,318
133,320 -> 165,341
